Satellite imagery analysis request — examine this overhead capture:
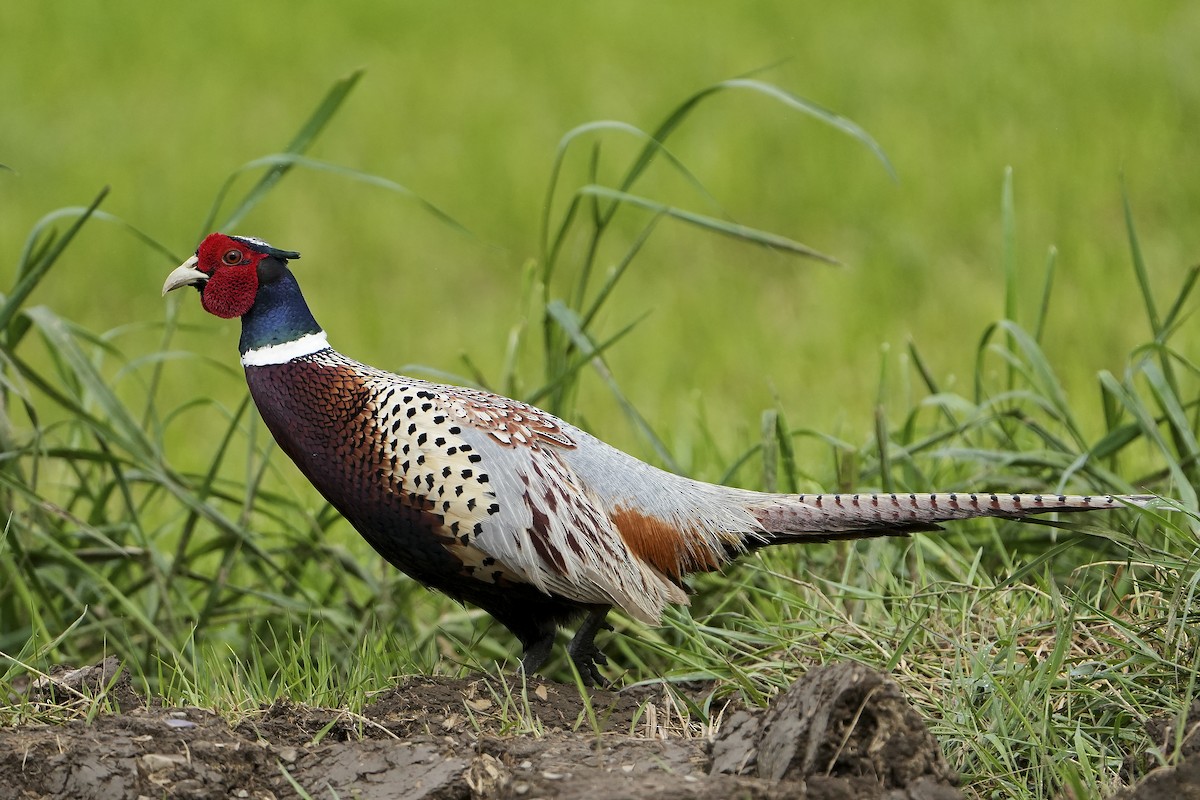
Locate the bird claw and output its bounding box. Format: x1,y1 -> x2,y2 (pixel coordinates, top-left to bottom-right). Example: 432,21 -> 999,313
572,648 -> 611,688
566,607 -> 613,687
519,631 -> 556,678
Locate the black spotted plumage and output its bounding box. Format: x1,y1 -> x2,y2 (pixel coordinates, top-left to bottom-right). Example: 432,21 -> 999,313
163,232 -> 1156,684
245,352 -> 594,652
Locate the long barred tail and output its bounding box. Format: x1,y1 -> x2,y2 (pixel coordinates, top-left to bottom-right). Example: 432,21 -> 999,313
750,492 -> 1155,543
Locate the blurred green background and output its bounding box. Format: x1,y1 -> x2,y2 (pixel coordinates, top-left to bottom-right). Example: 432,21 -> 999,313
4,1 -> 1198,470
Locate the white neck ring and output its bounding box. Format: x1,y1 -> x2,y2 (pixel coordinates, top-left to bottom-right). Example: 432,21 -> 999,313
241,331 -> 331,367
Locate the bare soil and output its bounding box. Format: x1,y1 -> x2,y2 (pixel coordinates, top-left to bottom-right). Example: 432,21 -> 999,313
0,659 -> 1190,799
1112,699 -> 1200,800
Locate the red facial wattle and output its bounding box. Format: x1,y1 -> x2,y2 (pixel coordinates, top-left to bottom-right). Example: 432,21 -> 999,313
199,262 -> 260,318
194,234 -> 267,319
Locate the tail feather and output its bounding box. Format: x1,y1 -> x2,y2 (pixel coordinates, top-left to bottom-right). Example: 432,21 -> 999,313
748,492 -> 1154,544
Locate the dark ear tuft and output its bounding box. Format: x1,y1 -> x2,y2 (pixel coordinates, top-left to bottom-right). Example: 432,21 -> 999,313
268,246 -> 302,261
230,235 -> 301,261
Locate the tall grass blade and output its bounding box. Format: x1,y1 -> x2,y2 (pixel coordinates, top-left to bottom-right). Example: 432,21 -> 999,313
543,301 -> 679,470
0,187 -> 109,337
200,68 -> 364,237
1098,370 -> 1196,508
579,214 -> 663,332
1159,265 -> 1200,337
579,185 -> 839,263
1122,181 -> 1160,335
1001,167 -> 1017,324
760,409 -> 779,492
1000,168 -> 1017,395
774,407 -> 800,494
1034,246 -> 1057,345
539,120 -> 722,262
21,307 -> 160,462
207,154 -> 469,239
615,79 -> 895,216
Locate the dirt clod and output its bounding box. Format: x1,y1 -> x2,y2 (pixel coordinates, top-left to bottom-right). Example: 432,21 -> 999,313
712,662 -> 962,799
1113,699 -> 1200,800
1,660 -> 966,800
19,656 -> 144,714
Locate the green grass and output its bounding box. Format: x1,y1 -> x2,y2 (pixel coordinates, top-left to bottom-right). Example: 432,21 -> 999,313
4,3 -> 1199,454
3,6 -> 1200,798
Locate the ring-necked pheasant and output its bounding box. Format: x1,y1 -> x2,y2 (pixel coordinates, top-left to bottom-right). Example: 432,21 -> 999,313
163,233 -> 1153,683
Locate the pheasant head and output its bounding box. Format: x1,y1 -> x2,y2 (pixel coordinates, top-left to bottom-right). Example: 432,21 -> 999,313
163,232 -> 323,359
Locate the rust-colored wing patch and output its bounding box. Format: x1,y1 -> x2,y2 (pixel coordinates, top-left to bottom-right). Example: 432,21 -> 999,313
610,506 -> 723,580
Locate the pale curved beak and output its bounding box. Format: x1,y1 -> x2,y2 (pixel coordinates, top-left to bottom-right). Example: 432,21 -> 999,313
162,255 -> 208,296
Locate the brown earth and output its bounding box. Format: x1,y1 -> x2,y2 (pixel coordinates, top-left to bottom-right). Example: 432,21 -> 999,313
0,658 -> 1191,799
1111,698 -> 1200,800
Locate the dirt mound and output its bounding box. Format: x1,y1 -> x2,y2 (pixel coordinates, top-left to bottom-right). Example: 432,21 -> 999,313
1112,699 -> 1200,800
1,661 -> 962,799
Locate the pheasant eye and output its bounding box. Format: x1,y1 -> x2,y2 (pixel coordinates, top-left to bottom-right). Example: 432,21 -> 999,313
221,248 -> 242,265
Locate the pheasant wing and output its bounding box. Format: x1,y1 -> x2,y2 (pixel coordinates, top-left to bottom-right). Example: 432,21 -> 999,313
422,384 -> 688,622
